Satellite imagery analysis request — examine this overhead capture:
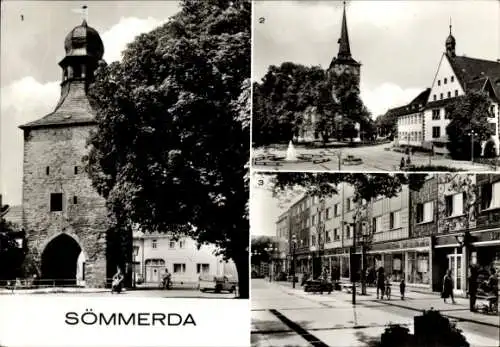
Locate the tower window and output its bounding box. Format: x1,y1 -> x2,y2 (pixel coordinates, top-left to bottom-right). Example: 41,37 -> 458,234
50,193 -> 63,212
74,166 -> 79,174
451,76 -> 455,82
46,166 -> 50,175
440,93 -> 443,100
447,91 -> 451,98
444,78 -> 447,84
73,196 -> 78,204
455,90 -> 458,97
433,94 -> 436,101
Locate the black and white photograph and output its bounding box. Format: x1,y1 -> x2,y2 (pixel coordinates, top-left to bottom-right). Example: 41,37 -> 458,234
0,0 -> 250,306
250,172 -> 500,347
252,1 -> 500,172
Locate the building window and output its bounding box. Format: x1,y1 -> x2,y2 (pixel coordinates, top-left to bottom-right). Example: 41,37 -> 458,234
433,94 -> 437,101
455,90 -> 458,97
174,263 -> 186,273
346,198 -> 351,211
326,208 -> 331,219
50,193 -> 63,212
73,196 -> 77,204
345,225 -> 351,239
372,216 -> 382,233
334,203 -> 339,216
444,78 -> 447,84
326,230 -> 331,243
197,264 -> 210,274
432,109 -> 440,120
416,201 -> 433,223
390,211 -> 400,229
445,192 -> 465,217
311,215 -> 316,225
489,122 -> 497,135
334,228 -> 340,241
432,126 -> 441,138
444,109 -> 451,119
152,239 -> 157,249
489,106 -> 496,118
74,166 -> 79,174
440,93 -> 443,100
437,80 -> 441,86
179,240 -> 185,248
311,235 -> 316,245
451,76 -> 454,82
447,91 -> 451,98
46,166 -> 50,175
169,241 -> 175,249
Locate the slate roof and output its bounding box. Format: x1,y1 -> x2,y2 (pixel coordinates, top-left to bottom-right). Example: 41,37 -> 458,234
387,88 -> 431,117
19,81 -> 96,130
448,55 -> 500,100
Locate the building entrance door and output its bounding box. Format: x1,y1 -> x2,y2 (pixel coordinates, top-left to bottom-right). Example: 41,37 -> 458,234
447,253 -> 463,293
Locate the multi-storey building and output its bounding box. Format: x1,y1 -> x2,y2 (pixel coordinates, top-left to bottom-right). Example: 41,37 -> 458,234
132,230 -> 237,286
278,174 -> 500,296
392,26 -> 500,155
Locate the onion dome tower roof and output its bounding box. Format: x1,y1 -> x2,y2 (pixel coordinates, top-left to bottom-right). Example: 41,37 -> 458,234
64,19 -> 104,59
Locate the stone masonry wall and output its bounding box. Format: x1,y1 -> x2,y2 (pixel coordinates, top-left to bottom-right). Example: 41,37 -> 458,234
22,124 -> 110,287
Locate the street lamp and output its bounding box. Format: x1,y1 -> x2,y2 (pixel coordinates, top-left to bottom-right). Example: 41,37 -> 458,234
264,244 -> 277,282
468,130 -> 477,165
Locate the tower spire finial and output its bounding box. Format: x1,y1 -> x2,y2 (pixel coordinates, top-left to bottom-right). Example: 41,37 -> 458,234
82,5 -> 88,24
449,17 -> 452,35
337,0 -> 352,60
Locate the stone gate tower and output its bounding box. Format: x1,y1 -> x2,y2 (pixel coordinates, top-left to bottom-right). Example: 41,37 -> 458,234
19,20 -> 110,287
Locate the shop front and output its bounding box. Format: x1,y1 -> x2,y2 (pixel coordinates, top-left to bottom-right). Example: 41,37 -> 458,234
367,237 -> 432,290
323,248 -> 350,281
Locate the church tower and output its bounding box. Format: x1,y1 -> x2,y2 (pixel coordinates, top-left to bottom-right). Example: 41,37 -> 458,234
19,19 -> 111,287
328,1 -> 361,81
445,21 -> 456,58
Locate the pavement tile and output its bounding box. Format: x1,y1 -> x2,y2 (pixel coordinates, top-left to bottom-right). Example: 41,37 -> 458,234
251,332 -> 312,347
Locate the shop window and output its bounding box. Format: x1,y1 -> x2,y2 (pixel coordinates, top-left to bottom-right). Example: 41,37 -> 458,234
480,182 -> 500,210
407,252 -> 430,284
390,211 -> 400,229
173,263 -> 186,273
50,193 -> 63,212
196,264 -> 210,274
341,256 -> 350,278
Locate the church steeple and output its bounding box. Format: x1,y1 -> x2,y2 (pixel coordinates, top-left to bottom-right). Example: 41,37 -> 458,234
337,1 -> 352,61
446,18 -> 456,58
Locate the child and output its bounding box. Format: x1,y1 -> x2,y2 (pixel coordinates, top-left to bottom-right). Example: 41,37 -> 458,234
400,278 -> 406,300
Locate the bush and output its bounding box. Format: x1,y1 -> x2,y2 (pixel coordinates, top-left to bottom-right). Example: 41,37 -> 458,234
381,324 -> 412,347
483,140 -> 497,158
407,165 -> 461,172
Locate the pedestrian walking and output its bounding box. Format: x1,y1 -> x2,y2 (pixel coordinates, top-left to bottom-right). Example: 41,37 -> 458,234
442,269 -> 456,304
400,278 -> 406,300
400,157 -> 405,170
376,267 -> 385,299
406,155 -> 411,167
468,265 -> 478,312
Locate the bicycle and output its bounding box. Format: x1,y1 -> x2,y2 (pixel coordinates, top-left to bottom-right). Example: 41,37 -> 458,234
385,284 -> 391,300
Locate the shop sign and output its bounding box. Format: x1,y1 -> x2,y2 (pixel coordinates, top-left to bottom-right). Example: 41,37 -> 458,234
373,238 -> 429,251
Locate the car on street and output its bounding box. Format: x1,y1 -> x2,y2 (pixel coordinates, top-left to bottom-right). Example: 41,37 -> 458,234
198,274 -> 238,293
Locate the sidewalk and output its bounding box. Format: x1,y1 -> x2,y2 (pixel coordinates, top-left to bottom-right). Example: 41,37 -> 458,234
0,287 -> 111,295
272,280 -> 499,328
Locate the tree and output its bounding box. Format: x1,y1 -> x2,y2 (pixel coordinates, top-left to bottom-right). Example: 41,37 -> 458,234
0,207 -> 25,281
446,91 -> 494,160
375,111 -> 398,139
86,0 -> 250,298
251,236 -> 273,265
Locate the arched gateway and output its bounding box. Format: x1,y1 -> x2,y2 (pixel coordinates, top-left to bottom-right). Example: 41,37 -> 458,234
18,20 -> 128,287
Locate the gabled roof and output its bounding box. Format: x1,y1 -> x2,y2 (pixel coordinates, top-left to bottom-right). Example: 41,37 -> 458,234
447,55 -> 500,100
387,88 -> 431,117
19,81 -> 96,130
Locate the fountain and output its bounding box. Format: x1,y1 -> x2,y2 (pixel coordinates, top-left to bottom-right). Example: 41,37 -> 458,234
285,140 -> 298,161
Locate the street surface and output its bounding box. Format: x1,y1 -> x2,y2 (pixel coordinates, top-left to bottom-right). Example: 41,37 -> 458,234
0,288 -> 236,298
253,144 -> 494,172
251,279 -> 500,347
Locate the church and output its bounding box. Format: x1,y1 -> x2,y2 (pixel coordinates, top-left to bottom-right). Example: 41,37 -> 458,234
394,24 -> 500,155
298,3 -> 362,143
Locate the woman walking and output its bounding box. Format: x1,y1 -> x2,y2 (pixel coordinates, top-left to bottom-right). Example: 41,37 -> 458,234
376,267 -> 386,299
442,269 -> 456,304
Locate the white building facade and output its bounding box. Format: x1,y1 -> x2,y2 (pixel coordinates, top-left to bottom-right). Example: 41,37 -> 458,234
132,230 -> 237,286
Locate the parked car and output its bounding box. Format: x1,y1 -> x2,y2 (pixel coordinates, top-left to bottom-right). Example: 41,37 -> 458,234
198,274 -> 238,293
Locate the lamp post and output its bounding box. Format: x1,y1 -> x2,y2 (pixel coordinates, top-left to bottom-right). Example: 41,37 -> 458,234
264,244 -> 277,282
352,215 -> 357,305
468,130 -> 477,165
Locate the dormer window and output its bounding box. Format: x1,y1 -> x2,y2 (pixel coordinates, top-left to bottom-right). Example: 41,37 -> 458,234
437,80 -> 441,86
451,76 -> 454,82
447,91 -> 451,98
455,90 -> 458,97
433,94 -> 437,101
440,93 -> 443,100
444,78 -> 447,84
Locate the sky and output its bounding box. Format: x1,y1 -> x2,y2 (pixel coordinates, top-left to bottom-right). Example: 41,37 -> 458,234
254,0 -> 500,118
0,1 -> 181,205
